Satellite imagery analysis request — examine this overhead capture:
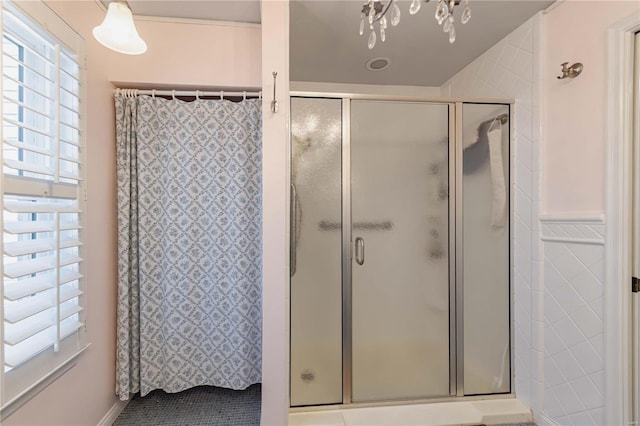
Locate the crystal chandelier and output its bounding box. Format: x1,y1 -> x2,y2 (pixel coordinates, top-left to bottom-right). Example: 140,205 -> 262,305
359,0 -> 471,49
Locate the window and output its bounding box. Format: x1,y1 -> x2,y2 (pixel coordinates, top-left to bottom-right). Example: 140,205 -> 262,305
0,0 -> 86,413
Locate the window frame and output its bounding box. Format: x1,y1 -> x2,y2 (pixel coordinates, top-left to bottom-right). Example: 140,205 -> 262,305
0,0 -> 87,418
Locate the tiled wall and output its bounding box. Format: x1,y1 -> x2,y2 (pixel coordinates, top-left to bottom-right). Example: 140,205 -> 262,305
441,13 -> 607,426
441,15 -> 539,409
539,220 -> 605,426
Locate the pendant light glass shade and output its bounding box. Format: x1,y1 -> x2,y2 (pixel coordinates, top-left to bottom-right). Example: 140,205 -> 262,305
93,2 -> 147,55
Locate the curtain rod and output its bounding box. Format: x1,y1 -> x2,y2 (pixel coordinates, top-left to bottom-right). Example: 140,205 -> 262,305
114,88 -> 262,100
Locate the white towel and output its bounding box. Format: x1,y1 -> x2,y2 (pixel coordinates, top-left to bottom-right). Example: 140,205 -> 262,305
487,125 -> 507,227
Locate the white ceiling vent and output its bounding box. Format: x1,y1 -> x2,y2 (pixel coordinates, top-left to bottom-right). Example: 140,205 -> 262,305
366,57 -> 390,71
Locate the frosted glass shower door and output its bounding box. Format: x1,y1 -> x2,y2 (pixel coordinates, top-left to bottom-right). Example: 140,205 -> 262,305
350,101 -> 451,402
461,103 -> 511,395
290,98 -> 343,406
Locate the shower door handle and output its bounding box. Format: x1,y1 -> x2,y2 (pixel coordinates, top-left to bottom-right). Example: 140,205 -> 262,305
355,237 -> 365,266
290,183 -> 297,277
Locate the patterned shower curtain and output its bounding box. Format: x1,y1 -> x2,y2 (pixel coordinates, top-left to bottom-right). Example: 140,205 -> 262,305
115,94 -> 262,400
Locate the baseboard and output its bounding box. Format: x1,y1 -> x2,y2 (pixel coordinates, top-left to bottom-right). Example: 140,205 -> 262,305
97,399 -> 129,426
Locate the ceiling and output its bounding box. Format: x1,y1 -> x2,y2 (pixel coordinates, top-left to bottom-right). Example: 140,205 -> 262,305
290,0 -> 553,87
100,0 -> 552,87
100,0 -> 261,23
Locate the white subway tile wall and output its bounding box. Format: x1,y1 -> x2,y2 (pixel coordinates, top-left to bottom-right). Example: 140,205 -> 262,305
441,14 -> 606,426
541,222 -> 604,425
441,16 -> 537,411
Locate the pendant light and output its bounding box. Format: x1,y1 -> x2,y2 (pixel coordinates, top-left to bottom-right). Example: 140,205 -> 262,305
93,1 -> 147,55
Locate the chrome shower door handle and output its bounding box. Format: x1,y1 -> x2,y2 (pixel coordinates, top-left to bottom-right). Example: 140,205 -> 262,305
290,183 -> 297,277
355,237 -> 365,266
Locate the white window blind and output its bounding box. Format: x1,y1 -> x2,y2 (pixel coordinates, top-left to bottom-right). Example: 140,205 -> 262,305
0,0 -> 86,412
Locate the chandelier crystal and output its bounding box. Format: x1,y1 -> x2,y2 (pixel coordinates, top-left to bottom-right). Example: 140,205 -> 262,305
360,0 -> 471,49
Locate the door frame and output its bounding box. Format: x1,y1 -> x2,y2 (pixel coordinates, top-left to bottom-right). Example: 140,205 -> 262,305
634,32 -> 640,426
289,92 -> 515,409
604,12 -> 640,426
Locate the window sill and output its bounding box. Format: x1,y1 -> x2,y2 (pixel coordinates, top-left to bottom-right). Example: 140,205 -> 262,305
0,344 -> 90,421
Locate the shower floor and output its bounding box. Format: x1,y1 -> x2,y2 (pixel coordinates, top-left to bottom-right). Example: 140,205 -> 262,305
289,398 -> 532,426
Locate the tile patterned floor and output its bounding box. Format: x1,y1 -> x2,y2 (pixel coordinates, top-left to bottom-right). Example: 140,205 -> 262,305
113,384 -> 261,425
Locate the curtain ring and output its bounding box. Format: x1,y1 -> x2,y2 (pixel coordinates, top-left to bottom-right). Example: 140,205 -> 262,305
258,91 -> 262,100
152,89 -> 156,99
220,91 -> 224,100
172,90 -> 176,100
196,90 -> 200,100
243,91 -> 247,101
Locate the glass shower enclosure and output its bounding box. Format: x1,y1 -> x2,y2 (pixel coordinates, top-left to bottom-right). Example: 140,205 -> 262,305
290,95 -> 511,407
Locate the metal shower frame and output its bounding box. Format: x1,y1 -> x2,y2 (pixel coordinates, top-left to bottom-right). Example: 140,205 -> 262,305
289,91 -> 515,410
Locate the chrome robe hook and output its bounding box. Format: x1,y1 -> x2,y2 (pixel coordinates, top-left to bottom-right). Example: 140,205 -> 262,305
557,62 -> 583,79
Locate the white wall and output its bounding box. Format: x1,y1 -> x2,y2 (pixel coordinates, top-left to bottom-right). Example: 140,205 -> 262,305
3,1 -> 261,425
260,1 -> 289,425
538,217 -> 606,426
443,1 -> 640,425
108,18 -> 260,89
537,2 -> 638,425
542,0 -> 638,215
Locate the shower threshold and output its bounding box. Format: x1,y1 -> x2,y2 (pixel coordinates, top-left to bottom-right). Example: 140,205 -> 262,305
288,397 -> 532,426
